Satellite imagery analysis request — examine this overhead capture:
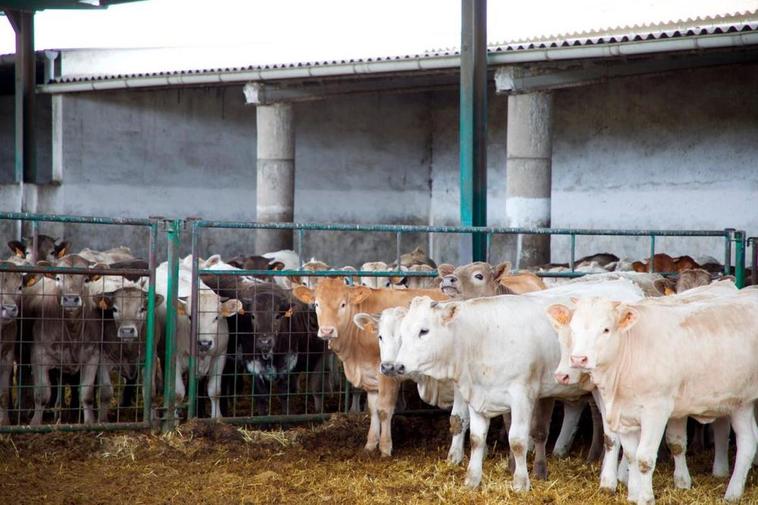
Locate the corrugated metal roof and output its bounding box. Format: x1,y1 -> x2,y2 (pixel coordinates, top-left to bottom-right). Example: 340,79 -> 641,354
49,11 -> 758,85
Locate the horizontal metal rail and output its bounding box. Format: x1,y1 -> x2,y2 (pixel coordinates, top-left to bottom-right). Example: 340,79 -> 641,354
192,219 -> 728,237
198,269 -> 437,277
0,422 -> 150,434
0,264 -> 148,276
0,211 -> 155,227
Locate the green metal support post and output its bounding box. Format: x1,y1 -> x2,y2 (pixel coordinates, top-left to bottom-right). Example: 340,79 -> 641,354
459,0 -> 488,261
162,219 -> 181,432
734,230 -> 746,288
142,222 -> 158,426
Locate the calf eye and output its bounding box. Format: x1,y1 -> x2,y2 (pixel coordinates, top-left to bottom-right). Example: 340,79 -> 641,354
378,335 -> 383,342
474,274 -> 484,280
340,302 -> 346,309
419,328 -> 429,337
139,306 -> 146,313
314,302 -> 320,309
603,328 -> 610,334
112,307 -> 119,313
214,316 -> 219,322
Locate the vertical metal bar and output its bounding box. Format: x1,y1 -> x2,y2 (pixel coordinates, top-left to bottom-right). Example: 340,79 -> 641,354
8,10 -> 36,184
486,232 -> 492,263
395,231 -> 402,268
569,234 -> 576,271
162,219 -> 181,432
734,230 -> 746,288
648,235 -> 655,273
297,228 -> 304,265
751,238 -> 758,287
30,220 -> 38,264
142,222 -> 158,425
724,229 -> 734,276
187,223 -> 200,419
459,0 -> 488,261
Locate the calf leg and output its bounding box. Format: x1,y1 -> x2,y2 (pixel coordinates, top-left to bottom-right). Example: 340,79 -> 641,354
724,404 -> 757,502
507,388 -> 535,493
588,398 -> 604,463
79,354 -> 100,424
464,407 -> 491,488
593,389 -> 621,491
364,390 -> 380,452
174,360 -> 186,418
665,417 -> 691,489
531,398 -> 554,480
0,347 -> 14,425
377,376 -> 400,457
553,399 -> 584,458
619,430 -> 641,503
350,391 -> 363,413
208,354 -> 226,419
712,417 -> 731,477
97,364 -> 114,423
31,360 -> 51,426
447,386 -> 470,465
635,408 -> 671,505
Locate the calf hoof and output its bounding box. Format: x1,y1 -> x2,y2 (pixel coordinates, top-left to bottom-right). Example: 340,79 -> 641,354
511,474 -> 530,493
673,472 -> 691,490
586,445 -> 603,463
635,495 -> 655,505
464,473 -> 481,489
380,449 -> 392,459
447,447 -> 464,466
598,483 -> 617,495
552,446 -> 570,459
712,463 -> 730,478
534,460 -> 548,480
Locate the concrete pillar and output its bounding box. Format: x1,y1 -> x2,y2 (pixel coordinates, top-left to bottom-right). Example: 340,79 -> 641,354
506,92 -> 553,268
255,103 -> 294,253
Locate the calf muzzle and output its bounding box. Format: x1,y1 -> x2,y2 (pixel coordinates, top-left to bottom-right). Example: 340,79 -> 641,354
570,355 -> 589,368
553,371 -> 570,385
317,326 -> 337,339
197,339 -> 214,352
61,294 -> 83,308
1,303 -> 18,320
379,362 -> 396,376
117,325 -> 139,340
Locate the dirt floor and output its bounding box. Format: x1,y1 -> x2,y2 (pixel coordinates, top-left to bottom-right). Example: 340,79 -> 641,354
1,414 -> 756,505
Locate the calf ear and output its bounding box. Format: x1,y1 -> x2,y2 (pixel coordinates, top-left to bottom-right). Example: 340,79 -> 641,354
545,304 -> 573,330
205,254 -> 222,267
353,312 -> 379,332
176,299 -> 188,317
493,261 -> 512,281
349,286 -> 372,305
292,285 -> 315,304
23,273 -> 41,288
220,299 -> 244,317
440,303 -> 459,325
153,294 -> 165,306
268,261 -> 285,271
87,262 -> 108,283
436,263 -> 455,277
616,305 -> 639,331
93,295 -> 113,311
8,241 -> 26,258
54,240 -> 70,258
653,278 -> 676,296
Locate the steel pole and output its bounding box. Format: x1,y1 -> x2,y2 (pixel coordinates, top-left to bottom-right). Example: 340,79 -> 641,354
734,230 -> 746,288
143,222 -> 158,426
187,223 -> 200,419
162,219 -> 181,431
459,0 -> 488,262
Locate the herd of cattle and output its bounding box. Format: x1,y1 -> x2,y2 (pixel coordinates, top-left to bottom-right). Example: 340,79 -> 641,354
1,235 -> 756,504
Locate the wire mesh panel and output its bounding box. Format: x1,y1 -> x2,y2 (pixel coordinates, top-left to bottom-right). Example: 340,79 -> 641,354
0,213 -> 158,432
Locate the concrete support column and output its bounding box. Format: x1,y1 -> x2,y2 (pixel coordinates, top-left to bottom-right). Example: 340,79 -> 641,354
506,92 -> 553,268
255,103 -> 294,253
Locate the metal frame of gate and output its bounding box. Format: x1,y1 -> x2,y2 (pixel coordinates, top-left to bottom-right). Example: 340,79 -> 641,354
0,212 -> 159,433
183,220 -> 746,426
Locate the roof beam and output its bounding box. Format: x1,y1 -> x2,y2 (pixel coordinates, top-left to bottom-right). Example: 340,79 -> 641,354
243,72 -> 458,105
495,47 -> 758,94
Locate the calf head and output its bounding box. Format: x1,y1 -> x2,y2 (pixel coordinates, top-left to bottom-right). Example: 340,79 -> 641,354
545,302 -> 588,386
546,297 -> 639,371
178,289 -> 242,354
23,255 -> 104,316
391,296 -> 460,381
354,306 -> 407,376
290,259 -> 330,288
292,277 -> 371,340
0,262 -> 23,324
360,262 -> 394,289
94,286 -> 164,341
7,235 -> 69,264
238,286 -> 296,361
654,268 -> 713,296
438,261 -> 510,299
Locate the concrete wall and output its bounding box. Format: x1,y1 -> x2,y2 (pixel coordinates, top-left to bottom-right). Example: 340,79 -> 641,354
0,62 -> 756,267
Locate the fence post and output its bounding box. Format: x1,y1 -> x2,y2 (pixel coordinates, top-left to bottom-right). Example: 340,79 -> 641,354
162,219 -> 181,432
143,221 -> 158,427
734,230 -> 746,288
724,228 -> 735,276
750,237 -> 758,287
187,222 -> 200,419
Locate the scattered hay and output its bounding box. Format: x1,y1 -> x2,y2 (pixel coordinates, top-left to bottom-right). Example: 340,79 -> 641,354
0,414 -> 756,505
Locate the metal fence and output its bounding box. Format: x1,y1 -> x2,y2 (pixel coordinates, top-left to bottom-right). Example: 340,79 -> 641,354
0,213 -> 748,432
0,212 -> 159,433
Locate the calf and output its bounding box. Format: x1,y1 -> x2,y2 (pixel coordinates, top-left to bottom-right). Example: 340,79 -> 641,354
0,263 -> 23,425
293,278 -> 447,456
632,253 -> 700,273
653,268 -> 713,295
92,283 -> 163,421
438,261 -> 545,299
359,262 -> 396,289
77,247 -> 135,265
397,264 -> 437,289
551,287 -> 756,504
7,235 -> 69,264
28,255 -> 104,425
